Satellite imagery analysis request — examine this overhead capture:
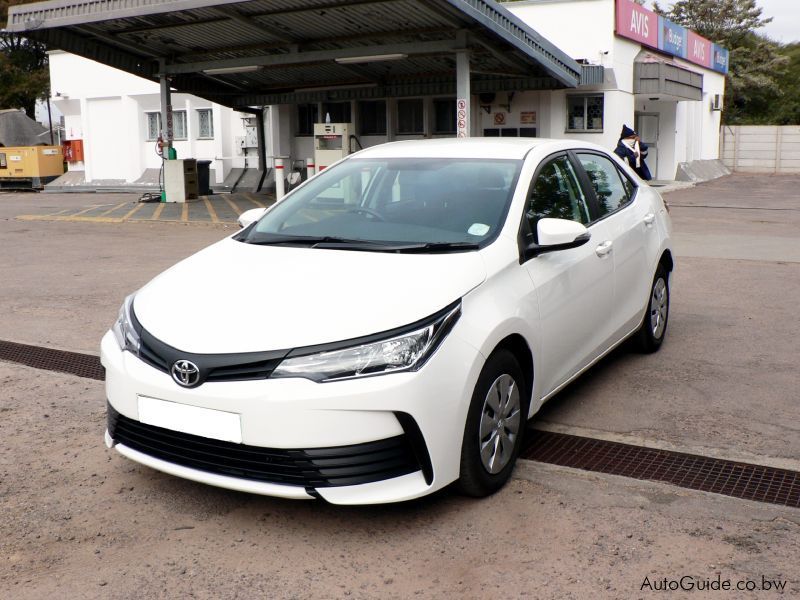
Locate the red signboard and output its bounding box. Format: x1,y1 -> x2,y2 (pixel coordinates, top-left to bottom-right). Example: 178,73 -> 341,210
687,30 -> 712,68
615,0 -> 657,48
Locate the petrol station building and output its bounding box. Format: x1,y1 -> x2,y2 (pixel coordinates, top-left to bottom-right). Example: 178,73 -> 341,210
6,0 -> 727,190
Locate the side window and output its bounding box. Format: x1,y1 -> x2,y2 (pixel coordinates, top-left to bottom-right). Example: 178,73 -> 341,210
576,153 -> 631,216
524,156 -> 591,240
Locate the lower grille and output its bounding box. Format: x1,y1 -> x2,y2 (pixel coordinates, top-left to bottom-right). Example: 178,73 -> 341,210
107,404 -> 421,488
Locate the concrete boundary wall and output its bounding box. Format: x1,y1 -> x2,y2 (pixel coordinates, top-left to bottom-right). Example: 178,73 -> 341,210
720,125 -> 800,173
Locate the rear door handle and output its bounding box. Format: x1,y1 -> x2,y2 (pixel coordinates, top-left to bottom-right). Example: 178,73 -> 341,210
595,241 -> 613,257
643,213 -> 655,226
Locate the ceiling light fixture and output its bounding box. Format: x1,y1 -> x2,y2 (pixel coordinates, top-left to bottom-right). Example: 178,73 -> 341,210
203,65 -> 261,75
335,53 -> 407,65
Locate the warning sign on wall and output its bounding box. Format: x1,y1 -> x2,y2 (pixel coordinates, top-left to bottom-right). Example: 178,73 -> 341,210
457,98 -> 468,137
521,111 -> 537,125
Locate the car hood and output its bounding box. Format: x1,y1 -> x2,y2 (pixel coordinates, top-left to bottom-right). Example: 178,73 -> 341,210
133,237 -> 486,354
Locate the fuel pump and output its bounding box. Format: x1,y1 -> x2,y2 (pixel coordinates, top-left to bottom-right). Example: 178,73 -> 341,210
313,122 -> 353,173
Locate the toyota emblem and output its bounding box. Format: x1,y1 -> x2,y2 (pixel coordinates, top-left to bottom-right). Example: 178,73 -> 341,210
171,359 -> 200,387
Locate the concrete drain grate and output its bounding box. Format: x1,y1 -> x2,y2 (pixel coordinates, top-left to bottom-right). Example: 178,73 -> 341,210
2,339 -> 798,508
0,339 -> 104,380
522,430 -> 800,508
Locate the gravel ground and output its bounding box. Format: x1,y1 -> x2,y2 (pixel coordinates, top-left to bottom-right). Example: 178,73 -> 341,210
1,175 -> 799,598
2,363 -> 797,599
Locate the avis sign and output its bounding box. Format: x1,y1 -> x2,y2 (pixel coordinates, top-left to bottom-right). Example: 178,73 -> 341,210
615,0 -> 657,47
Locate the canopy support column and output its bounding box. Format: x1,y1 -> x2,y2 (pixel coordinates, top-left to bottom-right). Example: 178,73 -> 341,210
456,49 -> 471,137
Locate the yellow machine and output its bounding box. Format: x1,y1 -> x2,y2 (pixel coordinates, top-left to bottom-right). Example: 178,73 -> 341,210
0,145 -> 65,189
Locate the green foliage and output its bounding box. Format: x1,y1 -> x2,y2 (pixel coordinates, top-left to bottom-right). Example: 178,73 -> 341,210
653,0 -> 790,124
1,0 -> 50,117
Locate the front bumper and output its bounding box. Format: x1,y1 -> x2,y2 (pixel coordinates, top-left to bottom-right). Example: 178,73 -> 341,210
101,328 -> 484,504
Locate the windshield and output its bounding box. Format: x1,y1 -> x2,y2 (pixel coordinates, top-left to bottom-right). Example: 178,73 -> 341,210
240,157 -> 522,251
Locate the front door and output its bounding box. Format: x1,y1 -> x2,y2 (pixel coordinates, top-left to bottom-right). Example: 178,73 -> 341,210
520,154 -> 615,398
635,113 -> 659,179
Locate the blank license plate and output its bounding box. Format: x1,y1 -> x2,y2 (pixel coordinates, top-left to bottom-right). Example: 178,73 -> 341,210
137,396 -> 242,444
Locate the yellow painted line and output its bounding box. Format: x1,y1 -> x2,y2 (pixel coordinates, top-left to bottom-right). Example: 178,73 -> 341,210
50,208 -> 75,216
99,201 -> 129,217
203,197 -> 219,223
223,195 -> 242,215
71,204 -> 111,217
181,202 -> 189,222
120,202 -> 146,221
16,214 -> 122,223
244,193 -> 266,208
151,203 -> 165,220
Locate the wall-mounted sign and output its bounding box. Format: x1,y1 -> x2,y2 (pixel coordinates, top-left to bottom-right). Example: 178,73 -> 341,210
659,19 -> 686,58
615,0 -> 728,74
520,111 -> 537,125
457,98 -> 468,138
494,112 -> 506,126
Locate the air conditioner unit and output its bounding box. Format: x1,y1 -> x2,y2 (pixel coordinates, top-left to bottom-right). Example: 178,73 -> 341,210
710,94 -> 723,111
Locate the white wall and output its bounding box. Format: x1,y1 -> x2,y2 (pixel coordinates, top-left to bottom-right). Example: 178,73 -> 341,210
720,126 -> 800,173
48,51 -> 255,184
506,0 -> 615,64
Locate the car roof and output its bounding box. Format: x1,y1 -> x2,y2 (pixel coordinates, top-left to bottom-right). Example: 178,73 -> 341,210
353,137 -> 607,160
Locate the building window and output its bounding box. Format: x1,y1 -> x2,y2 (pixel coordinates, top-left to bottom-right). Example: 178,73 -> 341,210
145,112 -> 161,141
173,110 -> 187,140
433,99 -> 456,134
322,102 -> 352,124
396,99 -> 424,135
358,100 -> 386,136
197,108 -> 214,139
567,94 -> 604,132
297,103 -> 318,136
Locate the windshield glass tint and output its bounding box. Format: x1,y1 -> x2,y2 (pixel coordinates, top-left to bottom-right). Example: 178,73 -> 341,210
244,157 -> 521,246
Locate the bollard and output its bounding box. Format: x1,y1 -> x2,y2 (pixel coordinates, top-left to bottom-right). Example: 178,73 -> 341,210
306,157 -> 315,179
274,157 -> 285,200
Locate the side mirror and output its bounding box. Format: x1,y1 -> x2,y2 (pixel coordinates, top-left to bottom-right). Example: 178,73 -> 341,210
237,207 -> 267,229
523,218 -> 591,260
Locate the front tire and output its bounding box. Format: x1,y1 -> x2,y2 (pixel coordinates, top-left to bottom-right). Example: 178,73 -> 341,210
457,349 -> 527,497
634,265 -> 670,353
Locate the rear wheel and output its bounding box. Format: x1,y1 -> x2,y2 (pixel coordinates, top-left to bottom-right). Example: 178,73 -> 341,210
457,350 -> 527,497
634,265 -> 670,353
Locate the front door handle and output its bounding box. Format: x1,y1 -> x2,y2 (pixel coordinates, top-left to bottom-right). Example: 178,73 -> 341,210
643,213 -> 656,226
595,241 -> 613,257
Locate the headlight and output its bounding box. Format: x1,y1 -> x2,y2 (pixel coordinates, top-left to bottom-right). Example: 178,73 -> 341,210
272,302 -> 460,382
111,294 -> 141,355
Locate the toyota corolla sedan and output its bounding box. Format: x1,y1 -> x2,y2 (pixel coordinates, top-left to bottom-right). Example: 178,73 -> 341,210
102,138 -> 672,505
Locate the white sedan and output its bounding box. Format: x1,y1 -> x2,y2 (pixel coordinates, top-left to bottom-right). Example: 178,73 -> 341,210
101,138 -> 672,504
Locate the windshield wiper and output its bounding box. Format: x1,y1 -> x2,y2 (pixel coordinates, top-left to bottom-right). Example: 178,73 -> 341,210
243,236 -> 480,252
244,235 -> 383,247
389,242 -> 482,253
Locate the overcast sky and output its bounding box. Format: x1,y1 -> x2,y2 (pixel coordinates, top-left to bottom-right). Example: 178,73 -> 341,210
648,0 -> 799,44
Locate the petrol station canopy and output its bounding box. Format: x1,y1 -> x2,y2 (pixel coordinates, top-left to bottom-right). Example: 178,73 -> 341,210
6,0 -> 597,110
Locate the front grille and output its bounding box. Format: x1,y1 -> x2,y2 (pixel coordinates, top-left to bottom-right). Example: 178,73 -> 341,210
133,308 -> 288,386
107,404 -> 422,488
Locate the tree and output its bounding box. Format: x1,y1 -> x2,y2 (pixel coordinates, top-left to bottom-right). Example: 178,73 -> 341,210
769,43 -> 800,125
653,0 -> 788,124
0,0 -> 50,117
